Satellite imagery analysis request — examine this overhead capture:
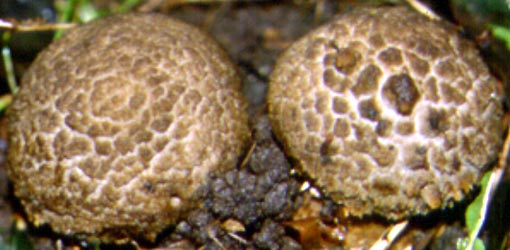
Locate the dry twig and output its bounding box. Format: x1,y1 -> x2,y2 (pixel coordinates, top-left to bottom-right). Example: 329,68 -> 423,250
0,19 -> 75,32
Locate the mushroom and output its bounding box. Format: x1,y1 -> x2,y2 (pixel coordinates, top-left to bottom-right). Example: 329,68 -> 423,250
7,13 -> 251,241
268,6 -> 505,220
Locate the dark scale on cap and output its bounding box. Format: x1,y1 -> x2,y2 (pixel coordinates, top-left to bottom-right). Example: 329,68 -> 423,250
410,38 -> 442,59
376,119 -> 393,137
440,82 -> 467,104
382,74 -> 420,115
406,52 -> 430,76
320,134 -> 339,164
435,59 -> 460,80
423,77 -> 440,101
369,143 -> 398,166
422,108 -> 450,136
371,176 -> 399,195
333,47 -> 361,74
333,118 -> 351,138
315,91 -> 330,114
396,121 -> 415,135
332,96 -> 349,114
404,145 -> 430,170
378,47 -> 403,66
352,64 -> 382,96
368,34 -> 386,48
358,98 -> 380,121
323,68 -> 351,93
304,111 -> 321,132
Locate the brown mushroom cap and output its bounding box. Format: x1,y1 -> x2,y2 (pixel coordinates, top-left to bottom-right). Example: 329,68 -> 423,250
268,6 -> 505,220
7,13 -> 251,240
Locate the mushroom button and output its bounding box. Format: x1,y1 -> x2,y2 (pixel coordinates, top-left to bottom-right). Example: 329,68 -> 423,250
7,13 -> 251,241
268,6 -> 505,220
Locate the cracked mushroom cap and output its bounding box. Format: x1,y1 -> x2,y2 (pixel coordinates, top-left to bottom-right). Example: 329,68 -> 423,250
268,6 -> 505,220
7,13 -> 251,241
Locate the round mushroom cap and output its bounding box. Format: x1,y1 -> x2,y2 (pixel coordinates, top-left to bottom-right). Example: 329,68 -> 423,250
7,13 -> 251,240
268,6 -> 505,220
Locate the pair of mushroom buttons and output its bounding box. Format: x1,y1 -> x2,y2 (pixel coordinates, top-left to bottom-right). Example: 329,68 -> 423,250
6,6 -> 505,241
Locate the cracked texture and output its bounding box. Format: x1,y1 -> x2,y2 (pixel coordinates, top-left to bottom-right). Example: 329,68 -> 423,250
268,6 -> 505,220
7,13 -> 250,241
